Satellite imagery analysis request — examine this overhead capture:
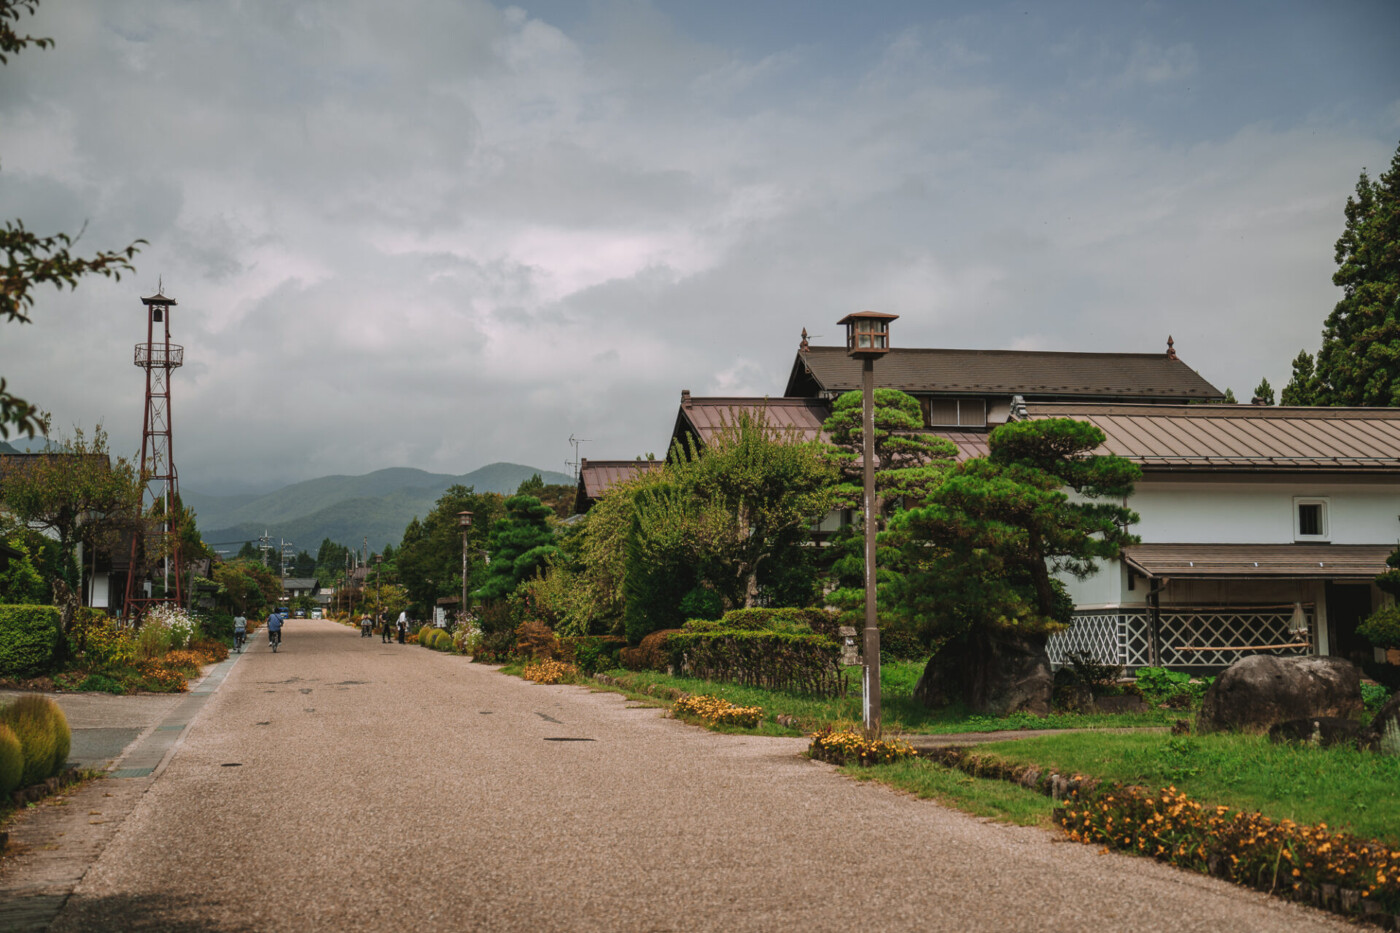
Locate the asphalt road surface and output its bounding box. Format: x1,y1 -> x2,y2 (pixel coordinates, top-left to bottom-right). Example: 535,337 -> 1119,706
45,619 -> 1350,932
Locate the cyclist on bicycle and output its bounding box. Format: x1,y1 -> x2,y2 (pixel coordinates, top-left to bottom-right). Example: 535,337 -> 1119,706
266,609 -> 284,649
233,614 -> 247,652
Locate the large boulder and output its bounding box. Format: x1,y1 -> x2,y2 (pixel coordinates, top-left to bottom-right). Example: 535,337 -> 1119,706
914,631 -> 1053,717
1196,655 -> 1362,734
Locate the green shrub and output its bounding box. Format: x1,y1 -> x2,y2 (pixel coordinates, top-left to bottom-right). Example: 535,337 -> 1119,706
567,636 -> 627,675
668,628 -> 846,697
620,629 -> 680,672
1358,605 -> 1400,650
515,621 -> 560,659
0,722 -> 22,795
1055,652 -> 1124,692
416,624 -> 434,646
0,605 -> 63,678
707,607 -> 838,637
432,629 -> 453,651
879,627 -> 927,662
0,694 -> 69,786
1134,666 -> 1209,707
678,587 -> 724,622
198,612 -> 235,643
1363,682 -> 1392,718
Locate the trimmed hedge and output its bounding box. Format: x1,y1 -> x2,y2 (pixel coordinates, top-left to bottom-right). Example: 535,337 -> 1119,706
620,629 -> 680,672
668,628 -> 846,698
690,607 -> 839,638
0,604 -> 63,678
565,635 -> 627,675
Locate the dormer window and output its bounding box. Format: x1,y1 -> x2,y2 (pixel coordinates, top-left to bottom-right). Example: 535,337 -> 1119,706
1293,497 -> 1329,542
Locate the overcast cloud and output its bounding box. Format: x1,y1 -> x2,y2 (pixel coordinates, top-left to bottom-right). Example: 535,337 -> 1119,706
3,0 -> 1398,493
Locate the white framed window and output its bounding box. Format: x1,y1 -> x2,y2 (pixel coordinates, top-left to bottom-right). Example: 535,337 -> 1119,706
1293,497 -> 1329,541
926,398 -> 987,428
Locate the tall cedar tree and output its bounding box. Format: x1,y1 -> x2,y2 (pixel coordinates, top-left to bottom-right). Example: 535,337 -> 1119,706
474,494 -> 560,603
1,2 -> 143,438
1287,139 -> 1400,406
888,418 -> 1139,714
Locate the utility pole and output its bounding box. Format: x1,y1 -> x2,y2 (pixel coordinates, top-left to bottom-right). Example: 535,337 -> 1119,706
258,530 -> 272,568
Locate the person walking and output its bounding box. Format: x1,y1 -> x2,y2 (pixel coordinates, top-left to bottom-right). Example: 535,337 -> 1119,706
360,614 -> 372,638
379,614 -> 392,644
396,614 -> 407,644
233,614 -> 247,653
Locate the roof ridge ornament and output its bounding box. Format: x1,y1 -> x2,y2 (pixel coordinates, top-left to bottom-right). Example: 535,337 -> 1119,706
800,327 -> 809,352
1009,394 -> 1028,421
1166,335 -> 1178,361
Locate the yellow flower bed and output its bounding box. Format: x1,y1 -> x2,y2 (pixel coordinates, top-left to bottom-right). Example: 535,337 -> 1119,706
808,727 -> 916,766
522,659 -> 578,685
1061,785 -> 1400,914
673,694 -> 763,729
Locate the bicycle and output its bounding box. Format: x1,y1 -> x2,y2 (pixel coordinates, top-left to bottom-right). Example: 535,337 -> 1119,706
269,629 -> 282,653
234,630 -> 246,653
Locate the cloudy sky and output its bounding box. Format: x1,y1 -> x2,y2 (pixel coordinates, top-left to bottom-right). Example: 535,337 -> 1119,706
3,0 -> 1398,494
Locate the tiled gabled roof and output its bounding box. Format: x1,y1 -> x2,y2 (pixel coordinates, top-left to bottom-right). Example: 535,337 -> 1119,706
1024,402 -> 1400,471
577,459 -> 665,501
787,346 -> 1223,400
672,395 -> 831,449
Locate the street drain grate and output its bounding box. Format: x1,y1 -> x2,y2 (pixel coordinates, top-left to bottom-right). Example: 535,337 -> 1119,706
543,737 -> 594,742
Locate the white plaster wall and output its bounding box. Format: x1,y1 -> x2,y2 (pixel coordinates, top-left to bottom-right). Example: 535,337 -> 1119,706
1129,480 -> 1400,544
1057,560 -> 1133,608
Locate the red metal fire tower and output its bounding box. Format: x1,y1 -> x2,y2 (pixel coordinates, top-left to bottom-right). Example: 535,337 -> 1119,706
124,288 -> 185,619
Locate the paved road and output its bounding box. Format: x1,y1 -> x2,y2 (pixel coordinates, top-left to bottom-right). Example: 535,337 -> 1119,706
23,620 -> 1352,931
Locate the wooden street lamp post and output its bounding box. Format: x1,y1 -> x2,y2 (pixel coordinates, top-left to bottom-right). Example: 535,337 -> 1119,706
837,310 -> 897,735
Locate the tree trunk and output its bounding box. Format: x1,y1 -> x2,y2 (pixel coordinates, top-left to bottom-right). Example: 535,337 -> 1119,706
913,629 -> 1053,716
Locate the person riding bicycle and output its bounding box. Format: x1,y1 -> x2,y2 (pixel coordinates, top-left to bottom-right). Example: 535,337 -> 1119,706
266,609 -> 284,648
233,614 -> 247,652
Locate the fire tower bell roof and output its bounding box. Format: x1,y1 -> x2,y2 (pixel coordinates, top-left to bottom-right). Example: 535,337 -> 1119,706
142,292 -> 176,305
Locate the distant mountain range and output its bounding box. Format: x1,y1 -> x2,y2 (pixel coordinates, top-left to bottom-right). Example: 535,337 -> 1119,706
187,462 -> 574,555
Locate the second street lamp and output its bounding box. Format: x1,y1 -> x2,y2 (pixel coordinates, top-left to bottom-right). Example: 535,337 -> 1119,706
458,510 -> 473,627
837,309 -> 897,736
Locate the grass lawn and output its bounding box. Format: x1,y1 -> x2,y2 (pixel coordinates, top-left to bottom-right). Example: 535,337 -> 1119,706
587,661 -> 1180,735
968,730 -> 1400,845
841,758 -> 1055,827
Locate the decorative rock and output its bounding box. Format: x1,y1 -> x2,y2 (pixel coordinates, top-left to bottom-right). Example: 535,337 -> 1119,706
1196,655 -> 1362,734
1267,717 -> 1367,748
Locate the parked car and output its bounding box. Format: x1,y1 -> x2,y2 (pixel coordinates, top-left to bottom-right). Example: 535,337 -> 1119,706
295,609 -> 306,618
311,609 -> 323,619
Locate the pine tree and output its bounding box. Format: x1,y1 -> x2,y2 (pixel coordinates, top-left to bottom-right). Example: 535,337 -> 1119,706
1252,378 -> 1275,405
1313,140 -> 1400,405
1280,350 -> 1319,405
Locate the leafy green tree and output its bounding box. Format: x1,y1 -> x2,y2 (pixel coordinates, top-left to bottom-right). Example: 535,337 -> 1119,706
888,418 -> 1139,715
1311,140 -> 1400,406
672,410 -> 838,609
474,495 -> 560,603
1,2 -> 144,439
236,540 -> 260,561
1281,350 -> 1319,405
395,485 -> 501,617
0,425 -> 143,590
289,549 -> 315,578
313,537 -> 351,587
211,558 -> 281,617
1252,378 -> 1275,405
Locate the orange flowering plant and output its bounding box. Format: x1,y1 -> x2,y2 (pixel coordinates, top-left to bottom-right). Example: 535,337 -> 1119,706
673,694 -> 763,729
1060,784 -> 1400,913
808,727 -> 916,767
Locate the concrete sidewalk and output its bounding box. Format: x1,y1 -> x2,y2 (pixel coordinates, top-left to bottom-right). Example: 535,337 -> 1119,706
0,644 -> 253,933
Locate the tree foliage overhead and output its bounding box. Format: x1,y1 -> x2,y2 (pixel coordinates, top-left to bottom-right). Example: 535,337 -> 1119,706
888,418 -> 1140,640
1285,139 -> 1400,407
1,1 -> 144,439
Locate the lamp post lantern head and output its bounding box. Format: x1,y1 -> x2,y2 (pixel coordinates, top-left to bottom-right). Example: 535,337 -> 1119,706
458,510 -> 473,529
838,311 -> 898,360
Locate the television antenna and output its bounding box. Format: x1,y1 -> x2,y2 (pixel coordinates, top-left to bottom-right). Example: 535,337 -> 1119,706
567,433 -> 591,480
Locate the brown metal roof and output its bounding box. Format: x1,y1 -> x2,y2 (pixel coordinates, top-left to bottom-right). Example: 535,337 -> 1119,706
576,459 -> 665,501
787,346 -> 1223,400
1123,543 -> 1393,579
1025,402 -> 1400,472
673,396 -> 832,448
